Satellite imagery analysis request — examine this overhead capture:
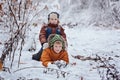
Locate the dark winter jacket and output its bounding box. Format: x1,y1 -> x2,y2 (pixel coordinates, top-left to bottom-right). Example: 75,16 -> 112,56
39,23 -> 67,45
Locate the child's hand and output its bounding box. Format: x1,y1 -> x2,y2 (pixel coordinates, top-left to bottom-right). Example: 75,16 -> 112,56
53,60 -> 67,69
43,43 -> 49,49
60,60 -> 67,68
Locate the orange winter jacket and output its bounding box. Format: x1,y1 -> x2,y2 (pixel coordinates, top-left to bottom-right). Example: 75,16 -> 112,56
40,48 -> 69,67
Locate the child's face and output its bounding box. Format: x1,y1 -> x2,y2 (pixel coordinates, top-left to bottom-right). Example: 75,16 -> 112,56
49,18 -> 58,24
53,41 -> 62,53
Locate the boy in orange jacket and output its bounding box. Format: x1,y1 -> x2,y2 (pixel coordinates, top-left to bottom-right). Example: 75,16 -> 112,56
41,34 -> 69,69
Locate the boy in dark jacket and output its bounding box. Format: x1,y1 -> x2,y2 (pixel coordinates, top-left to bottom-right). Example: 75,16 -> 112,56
32,12 -> 67,61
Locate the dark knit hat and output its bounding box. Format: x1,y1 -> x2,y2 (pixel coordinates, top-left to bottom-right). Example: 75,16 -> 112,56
48,34 -> 65,49
48,12 -> 59,20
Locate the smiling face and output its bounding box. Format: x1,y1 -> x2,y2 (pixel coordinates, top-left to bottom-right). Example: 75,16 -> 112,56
53,41 -> 63,53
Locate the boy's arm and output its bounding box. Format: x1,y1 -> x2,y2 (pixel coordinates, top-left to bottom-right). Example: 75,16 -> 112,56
60,27 -> 67,41
39,25 -> 47,45
60,26 -> 68,48
41,49 -> 53,67
62,51 -> 69,64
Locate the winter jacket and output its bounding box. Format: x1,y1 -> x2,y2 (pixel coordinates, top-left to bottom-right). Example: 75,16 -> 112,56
0,60 -> 2,70
39,23 -> 67,45
40,48 -> 69,67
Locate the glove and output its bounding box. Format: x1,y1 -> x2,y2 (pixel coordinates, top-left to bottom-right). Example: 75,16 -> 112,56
43,43 -> 49,49
53,60 -> 67,69
47,62 -> 58,69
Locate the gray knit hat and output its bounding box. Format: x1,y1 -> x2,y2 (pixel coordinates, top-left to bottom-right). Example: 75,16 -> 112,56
48,34 -> 65,49
48,12 -> 59,20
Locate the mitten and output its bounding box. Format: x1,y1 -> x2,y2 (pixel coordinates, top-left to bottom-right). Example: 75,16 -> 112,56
59,60 -> 67,68
53,60 -> 67,69
43,43 -> 49,49
53,60 -> 62,68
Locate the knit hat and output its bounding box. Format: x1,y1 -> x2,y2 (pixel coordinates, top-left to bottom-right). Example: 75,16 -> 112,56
48,34 -> 65,49
48,12 -> 59,20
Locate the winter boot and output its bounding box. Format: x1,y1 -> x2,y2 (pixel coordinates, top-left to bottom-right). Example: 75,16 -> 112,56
32,47 -> 43,61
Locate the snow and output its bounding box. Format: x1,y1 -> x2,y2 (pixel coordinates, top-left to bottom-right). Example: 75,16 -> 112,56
0,26 -> 120,80
0,0 -> 120,80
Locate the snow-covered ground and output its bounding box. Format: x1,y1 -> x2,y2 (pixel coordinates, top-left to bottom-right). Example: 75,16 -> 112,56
0,26 -> 120,80
0,0 -> 120,80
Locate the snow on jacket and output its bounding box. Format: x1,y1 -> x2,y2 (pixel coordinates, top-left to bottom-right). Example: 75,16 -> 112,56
39,23 -> 67,45
40,48 -> 69,67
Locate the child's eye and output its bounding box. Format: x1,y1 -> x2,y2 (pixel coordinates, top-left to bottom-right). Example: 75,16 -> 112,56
50,18 -> 57,20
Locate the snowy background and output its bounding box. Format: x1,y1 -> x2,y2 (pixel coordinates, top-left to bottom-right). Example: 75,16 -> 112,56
0,0 -> 120,80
